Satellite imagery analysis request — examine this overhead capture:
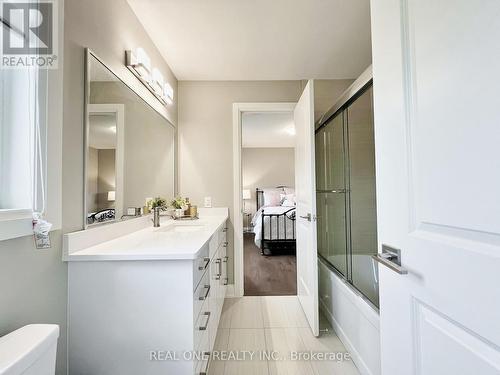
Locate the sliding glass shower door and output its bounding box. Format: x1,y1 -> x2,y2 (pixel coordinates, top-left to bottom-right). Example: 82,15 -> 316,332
346,86 -> 379,306
316,84 -> 379,307
315,113 -> 348,277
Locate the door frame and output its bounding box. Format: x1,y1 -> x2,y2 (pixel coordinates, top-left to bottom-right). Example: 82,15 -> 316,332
232,102 -> 297,297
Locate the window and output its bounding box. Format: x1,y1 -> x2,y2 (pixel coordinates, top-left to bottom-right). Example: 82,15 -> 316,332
0,21 -> 48,240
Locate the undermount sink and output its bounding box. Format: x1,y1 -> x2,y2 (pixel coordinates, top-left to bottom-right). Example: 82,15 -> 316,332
157,224 -> 206,233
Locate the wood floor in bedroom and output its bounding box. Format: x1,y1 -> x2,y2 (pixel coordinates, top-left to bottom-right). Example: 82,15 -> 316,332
244,233 -> 297,296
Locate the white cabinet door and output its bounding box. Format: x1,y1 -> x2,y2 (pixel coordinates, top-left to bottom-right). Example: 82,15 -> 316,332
371,0 -> 500,373
294,80 -> 319,337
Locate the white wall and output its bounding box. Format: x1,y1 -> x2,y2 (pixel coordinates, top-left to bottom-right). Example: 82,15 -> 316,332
242,147 -> 295,215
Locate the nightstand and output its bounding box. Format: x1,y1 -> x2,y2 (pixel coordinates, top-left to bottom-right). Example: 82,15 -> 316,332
243,212 -> 253,233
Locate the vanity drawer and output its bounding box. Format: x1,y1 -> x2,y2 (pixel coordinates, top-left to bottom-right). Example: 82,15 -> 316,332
194,331 -> 210,375
194,243 -> 210,291
194,271 -> 210,324
194,305 -> 211,357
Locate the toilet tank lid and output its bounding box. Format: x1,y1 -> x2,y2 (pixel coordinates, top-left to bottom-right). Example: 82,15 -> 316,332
0,325 -> 59,375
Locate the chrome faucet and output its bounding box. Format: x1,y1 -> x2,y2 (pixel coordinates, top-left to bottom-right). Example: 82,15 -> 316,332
153,207 -> 161,227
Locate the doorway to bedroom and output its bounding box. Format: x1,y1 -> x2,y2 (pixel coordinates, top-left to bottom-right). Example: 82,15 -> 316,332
240,111 -> 297,296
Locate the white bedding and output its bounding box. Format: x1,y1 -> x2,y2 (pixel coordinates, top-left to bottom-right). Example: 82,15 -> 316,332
252,206 -> 296,248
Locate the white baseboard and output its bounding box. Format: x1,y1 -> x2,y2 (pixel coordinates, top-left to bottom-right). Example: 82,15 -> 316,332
225,284 -> 236,298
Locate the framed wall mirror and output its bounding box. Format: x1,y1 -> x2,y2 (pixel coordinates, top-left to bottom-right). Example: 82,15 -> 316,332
84,49 -> 175,228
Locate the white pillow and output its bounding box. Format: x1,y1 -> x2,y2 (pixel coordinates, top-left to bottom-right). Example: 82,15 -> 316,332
263,189 -> 282,207
280,193 -> 296,207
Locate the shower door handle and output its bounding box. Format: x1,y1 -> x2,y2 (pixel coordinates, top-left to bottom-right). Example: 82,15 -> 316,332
372,245 -> 408,275
316,189 -> 347,194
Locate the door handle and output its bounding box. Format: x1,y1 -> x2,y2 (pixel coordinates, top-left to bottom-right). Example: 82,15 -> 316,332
372,244 -> 408,275
300,213 -> 312,221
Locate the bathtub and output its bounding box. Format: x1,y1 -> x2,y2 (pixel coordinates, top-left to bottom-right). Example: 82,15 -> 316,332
324,254 -> 380,307
319,256 -> 381,375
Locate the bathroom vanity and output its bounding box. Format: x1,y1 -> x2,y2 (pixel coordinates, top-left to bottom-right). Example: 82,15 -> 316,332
64,208 -> 228,375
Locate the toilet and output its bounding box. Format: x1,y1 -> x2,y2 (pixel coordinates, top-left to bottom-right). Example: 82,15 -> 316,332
0,325 -> 59,375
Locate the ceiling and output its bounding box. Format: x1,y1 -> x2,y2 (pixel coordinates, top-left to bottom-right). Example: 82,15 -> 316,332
127,0 -> 372,80
242,112 -> 295,148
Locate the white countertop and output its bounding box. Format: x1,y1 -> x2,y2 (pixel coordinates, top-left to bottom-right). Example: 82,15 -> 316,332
64,209 -> 228,261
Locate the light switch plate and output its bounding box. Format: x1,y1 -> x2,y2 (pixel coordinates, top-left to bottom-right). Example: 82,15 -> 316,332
204,197 -> 212,208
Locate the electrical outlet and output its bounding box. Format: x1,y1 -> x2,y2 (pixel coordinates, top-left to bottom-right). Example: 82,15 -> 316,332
204,197 -> 212,208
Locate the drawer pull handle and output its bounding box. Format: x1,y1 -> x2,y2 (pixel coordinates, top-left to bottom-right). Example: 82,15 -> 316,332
222,228 -> 228,232
224,278 -> 228,286
215,258 -> 222,279
198,352 -> 211,375
199,285 -> 210,300
199,311 -> 211,331
198,257 -> 210,270
223,242 -> 228,247
223,256 -> 228,263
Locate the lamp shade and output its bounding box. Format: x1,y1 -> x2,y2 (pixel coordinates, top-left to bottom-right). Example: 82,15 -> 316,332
107,191 -> 116,202
242,189 -> 251,200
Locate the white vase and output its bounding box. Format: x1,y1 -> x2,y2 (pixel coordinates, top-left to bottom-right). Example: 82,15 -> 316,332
175,209 -> 184,218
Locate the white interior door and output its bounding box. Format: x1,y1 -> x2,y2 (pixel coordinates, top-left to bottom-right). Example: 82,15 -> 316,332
294,80 -> 319,337
371,0 -> 500,374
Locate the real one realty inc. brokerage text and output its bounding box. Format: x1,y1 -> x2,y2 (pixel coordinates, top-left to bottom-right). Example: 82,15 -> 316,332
150,350 -> 352,362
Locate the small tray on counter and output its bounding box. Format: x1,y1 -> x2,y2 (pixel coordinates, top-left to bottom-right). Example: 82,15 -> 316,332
173,215 -> 199,221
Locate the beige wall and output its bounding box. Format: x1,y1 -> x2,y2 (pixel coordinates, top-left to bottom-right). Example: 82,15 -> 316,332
64,0 -> 178,231
178,79 -> 351,283
242,147 -> 295,215
314,79 -> 354,123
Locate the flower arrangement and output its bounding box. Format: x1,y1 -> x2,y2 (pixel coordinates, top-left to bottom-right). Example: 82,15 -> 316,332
170,197 -> 188,210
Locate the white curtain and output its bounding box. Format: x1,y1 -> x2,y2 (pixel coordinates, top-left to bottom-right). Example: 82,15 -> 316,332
0,22 -> 46,213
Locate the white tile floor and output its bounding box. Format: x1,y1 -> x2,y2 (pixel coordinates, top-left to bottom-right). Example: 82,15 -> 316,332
209,296 -> 360,375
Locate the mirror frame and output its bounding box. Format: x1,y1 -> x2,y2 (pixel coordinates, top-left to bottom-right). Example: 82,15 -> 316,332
83,48 -> 176,229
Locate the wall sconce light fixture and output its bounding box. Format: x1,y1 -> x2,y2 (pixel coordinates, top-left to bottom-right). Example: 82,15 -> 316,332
126,47 -> 173,107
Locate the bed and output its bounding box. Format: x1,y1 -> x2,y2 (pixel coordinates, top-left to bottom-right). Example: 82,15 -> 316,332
87,208 -> 115,225
252,187 -> 296,255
